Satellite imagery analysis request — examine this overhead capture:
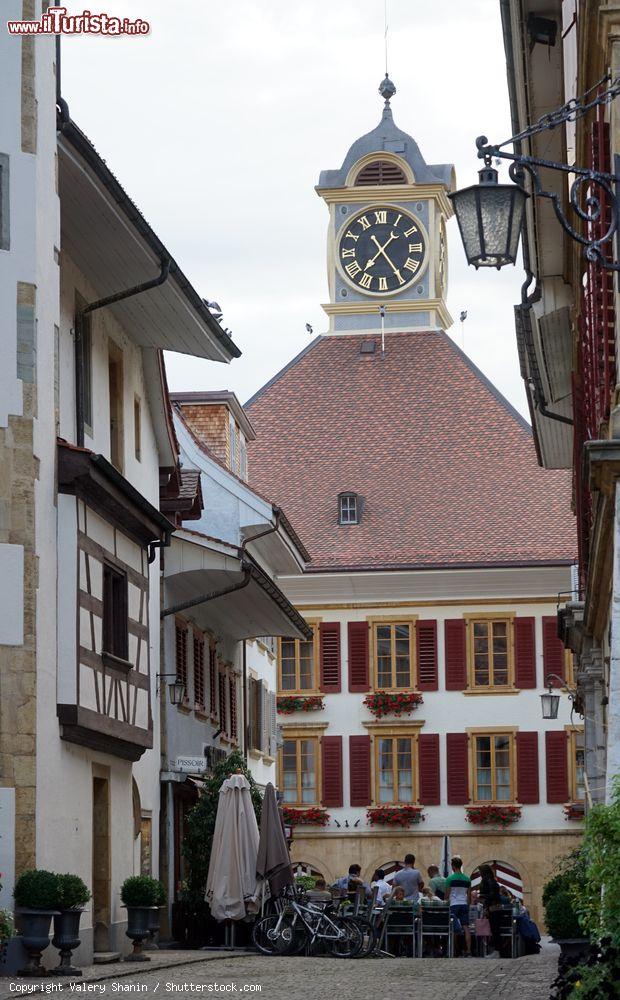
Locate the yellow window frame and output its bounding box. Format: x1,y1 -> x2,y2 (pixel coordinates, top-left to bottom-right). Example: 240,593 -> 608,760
277,621 -> 320,695
465,613 -> 515,692
567,725 -> 585,802
372,729 -> 419,806
277,731 -> 322,807
468,727 -> 517,804
369,616 -> 418,691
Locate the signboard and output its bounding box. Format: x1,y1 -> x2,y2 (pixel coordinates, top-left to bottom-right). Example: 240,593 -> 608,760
175,755 -> 207,773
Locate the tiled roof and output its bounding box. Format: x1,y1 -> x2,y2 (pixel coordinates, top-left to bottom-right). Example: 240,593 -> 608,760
245,332 -> 576,571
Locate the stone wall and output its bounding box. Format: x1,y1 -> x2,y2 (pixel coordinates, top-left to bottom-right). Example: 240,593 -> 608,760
289,828 -> 583,928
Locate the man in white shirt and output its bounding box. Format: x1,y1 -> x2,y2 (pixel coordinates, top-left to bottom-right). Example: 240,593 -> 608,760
370,868 -> 392,904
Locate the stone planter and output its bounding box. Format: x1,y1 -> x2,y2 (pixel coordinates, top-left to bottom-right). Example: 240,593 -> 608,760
143,907 -> 160,951
51,908 -> 84,976
555,937 -> 590,961
14,908 -> 59,976
124,906 -> 152,962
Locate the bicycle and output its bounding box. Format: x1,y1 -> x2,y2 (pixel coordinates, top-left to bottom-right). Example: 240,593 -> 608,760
252,890 -> 364,958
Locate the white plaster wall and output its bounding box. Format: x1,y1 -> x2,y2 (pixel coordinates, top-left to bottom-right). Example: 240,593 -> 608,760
277,569 -> 577,834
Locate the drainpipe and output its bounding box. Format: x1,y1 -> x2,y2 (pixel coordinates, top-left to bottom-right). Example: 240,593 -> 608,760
74,258 -> 170,447
160,564 -> 252,619
239,508 -> 281,555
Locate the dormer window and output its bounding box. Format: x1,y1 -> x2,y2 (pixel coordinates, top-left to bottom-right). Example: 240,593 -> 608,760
339,492 -> 360,525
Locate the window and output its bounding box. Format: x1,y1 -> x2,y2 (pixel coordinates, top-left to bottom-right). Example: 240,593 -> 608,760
134,395 -> 142,462
278,628 -> 318,693
280,737 -> 319,805
193,631 -> 205,711
372,620 -> 414,689
376,734 -> 417,804
175,620 -> 189,701
354,159 -> 407,186
108,342 -> 124,471
472,732 -> 515,802
249,677 -> 263,751
0,153 -> 10,251
569,727 -> 585,802
218,667 -> 228,733
338,492 -> 359,524
102,564 -> 128,661
468,617 -> 513,689
229,413 -> 237,472
75,292 -> 93,432
239,433 -> 248,481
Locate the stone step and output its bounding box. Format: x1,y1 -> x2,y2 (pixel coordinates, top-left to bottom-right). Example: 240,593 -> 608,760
93,952 -> 122,964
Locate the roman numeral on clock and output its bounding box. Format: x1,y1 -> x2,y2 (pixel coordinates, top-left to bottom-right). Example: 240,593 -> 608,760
345,260 -> 362,278
378,276 -> 388,291
357,216 -> 371,231
404,257 -> 420,273
374,210 -> 387,224
345,230 -> 359,242
359,273 -> 373,289
341,248 -> 356,258
404,225 -> 418,237
408,242 -> 423,254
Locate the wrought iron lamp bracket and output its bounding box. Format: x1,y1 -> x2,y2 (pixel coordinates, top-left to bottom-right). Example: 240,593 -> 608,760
475,134 -> 620,271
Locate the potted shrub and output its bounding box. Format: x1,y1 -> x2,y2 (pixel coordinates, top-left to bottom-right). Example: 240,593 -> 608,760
544,889 -> 589,959
120,875 -> 161,962
0,908 -> 13,963
145,881 -> 166,951
13,870 -> 61,975
51,874 -> 90,976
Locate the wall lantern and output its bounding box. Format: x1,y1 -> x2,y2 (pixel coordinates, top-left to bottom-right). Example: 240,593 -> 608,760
540,672 -> 578,719
157,673 -> 186,706
449,163 -> 528,269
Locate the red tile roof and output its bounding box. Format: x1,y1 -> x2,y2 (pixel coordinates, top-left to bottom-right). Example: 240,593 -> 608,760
245,332 -> 576,571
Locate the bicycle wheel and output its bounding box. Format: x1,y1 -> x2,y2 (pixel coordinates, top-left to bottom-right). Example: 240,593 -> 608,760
252,914 -> 298,955
327,916 -> 364,958
350,917 -> 377,958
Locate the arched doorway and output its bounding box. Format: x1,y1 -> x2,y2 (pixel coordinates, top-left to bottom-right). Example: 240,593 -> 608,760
292,861 -> 325,881
471,860 -> 523,900
373,860 -> 402,885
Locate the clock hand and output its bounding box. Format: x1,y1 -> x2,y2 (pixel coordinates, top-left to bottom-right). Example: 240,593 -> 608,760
366,231 -> 400,270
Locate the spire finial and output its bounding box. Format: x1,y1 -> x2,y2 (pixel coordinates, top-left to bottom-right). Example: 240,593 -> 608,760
379,73 -> 396,108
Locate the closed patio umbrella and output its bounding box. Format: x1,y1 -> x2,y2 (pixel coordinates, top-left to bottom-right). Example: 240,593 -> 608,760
440,835 -> 452,879
256,783 -> 294,899
205,773 -> 260,922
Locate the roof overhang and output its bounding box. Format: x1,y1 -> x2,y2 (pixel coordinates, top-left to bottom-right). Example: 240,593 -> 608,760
57,122 -> 240,362
163,531 -> 312,640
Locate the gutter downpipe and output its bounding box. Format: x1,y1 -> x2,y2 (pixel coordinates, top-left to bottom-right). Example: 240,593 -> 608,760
501,0 -> 573,429
160,565 -> 252,619
74,258 -> 171,448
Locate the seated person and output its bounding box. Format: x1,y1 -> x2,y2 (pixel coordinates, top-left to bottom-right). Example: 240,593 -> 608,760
427,865 -> 446,901
306,878 -> 332,903
333,863 -> 371,899
421,886 -> 443,905
371,868 -> 392,905
390,885 -> 407,904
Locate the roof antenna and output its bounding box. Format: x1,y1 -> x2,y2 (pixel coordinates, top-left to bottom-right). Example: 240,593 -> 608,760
459,310 -> 468,351
384,0 -> 389,77
379,304 -> 386,357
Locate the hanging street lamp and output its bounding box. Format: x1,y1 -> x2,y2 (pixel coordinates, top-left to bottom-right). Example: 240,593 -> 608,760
540,673 -> 578,720
156,672 -> 186,706
450,75 -> 620,272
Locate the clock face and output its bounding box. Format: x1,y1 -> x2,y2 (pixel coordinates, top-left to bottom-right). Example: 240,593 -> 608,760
337,205 -> 427,296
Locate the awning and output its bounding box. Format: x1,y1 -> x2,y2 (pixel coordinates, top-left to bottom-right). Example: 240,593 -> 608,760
163,531 -> 311,640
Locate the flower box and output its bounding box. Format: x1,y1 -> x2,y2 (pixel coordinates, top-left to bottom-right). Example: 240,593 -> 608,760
564,802 -> 585,821
282,806 -> 330,827
277,695 -> 325,714
363,691 -> 424,718
465,805 -> 522,827
367,805 -> 425,827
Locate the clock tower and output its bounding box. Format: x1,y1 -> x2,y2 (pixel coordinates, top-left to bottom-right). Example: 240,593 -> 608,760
317,76 -> 455,334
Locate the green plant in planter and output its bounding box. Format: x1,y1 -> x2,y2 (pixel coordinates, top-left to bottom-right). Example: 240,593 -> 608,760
182,750 -> 262,904
294,875 -> 316,892
545,891 -> 583,940
120,876 -> 161,908
0,909 -> 13,941
152,881 -> 166,907
13,870 -> 61,910
57,874 -> 90,910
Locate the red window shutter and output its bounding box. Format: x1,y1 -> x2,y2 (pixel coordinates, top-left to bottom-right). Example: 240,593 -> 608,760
175,621 -> 188,694
546,731 -> 569,803
417,620 -> 438,691
543,616 -> 566,686
418,733 -> 440,805
446,733 -> 469,804
445,620 -> 467,690
349,735 -> 371,806
517,731 -> 539,804
320,622 -> 341,693
514,617 -> 536,689
322,735 -> 343,807
348,621 -> 369,692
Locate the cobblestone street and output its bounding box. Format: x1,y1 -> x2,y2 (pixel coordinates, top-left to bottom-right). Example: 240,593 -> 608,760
2,950 -> 558,1000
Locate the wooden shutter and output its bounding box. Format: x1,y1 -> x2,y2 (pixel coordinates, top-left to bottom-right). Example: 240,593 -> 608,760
268,690 -> 278,757
417,620 -> 438,691
349,735 -> 371,805
322,735 -> 343,807
418,733 -> 440,805
193,632 -> 205,709
445,620 -> 467,690
348,621 -> 370,692
260,681 -> 269,754
514,617 -> 536,689
208,645 -> 217,715
546,730 -> 569,802
543,616 -> 565,686
516,731 -> 539,803
320,622 -> 341,693
446,733 -> 469,804
229,677 -> 237,741
175,620 -> 188,694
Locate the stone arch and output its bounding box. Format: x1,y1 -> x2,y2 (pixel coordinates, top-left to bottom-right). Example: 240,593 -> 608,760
289,847 -> 335,885
465,850 -> 532,896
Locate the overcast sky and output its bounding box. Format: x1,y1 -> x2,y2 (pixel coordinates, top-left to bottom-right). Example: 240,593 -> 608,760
61,0 -> 528,415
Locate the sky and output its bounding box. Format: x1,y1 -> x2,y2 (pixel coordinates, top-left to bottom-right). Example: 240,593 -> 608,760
61,0 -> 528,415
